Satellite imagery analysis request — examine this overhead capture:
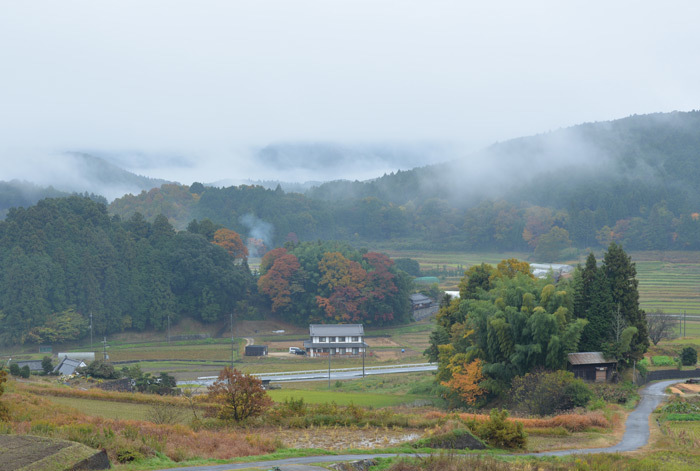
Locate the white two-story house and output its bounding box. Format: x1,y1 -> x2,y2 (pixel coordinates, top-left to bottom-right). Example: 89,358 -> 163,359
303,324 -> 367,357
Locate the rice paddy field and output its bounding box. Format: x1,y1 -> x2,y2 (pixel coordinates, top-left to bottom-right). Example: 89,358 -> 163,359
383,249 -> 700,321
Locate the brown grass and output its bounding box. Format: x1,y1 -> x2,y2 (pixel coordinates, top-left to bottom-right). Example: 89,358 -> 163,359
3,387 -> 276,463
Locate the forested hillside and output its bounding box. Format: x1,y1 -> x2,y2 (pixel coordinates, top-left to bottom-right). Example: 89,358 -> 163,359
0,197 -> 418,345
109,112 -> 700,257
0,197 -> 254,345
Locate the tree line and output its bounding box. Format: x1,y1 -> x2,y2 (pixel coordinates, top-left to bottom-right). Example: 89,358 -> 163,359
0,197 -> 416,345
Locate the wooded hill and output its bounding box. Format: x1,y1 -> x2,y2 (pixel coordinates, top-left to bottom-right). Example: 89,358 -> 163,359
108,111 -> 700,257
0,197 -> 414,345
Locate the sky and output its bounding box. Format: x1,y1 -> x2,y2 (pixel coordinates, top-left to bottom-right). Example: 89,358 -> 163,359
1,1 -> 699,187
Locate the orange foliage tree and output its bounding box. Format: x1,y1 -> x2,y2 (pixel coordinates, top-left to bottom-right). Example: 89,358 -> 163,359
212,228 -> 248,261
257,250 -> 304,313
207,367 -> 272,422
316,252 -> 367,321
442,359 -> 487,406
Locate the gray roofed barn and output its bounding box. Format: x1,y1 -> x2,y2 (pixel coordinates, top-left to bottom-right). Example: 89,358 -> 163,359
567,352 -> 617,382
15,360 -> 44,373
53,357 -> 87,376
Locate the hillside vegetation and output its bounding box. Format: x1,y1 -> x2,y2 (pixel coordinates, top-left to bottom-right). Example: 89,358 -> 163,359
107,111 -> 700,257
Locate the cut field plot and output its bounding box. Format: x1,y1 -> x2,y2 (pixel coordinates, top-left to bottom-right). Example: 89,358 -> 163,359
632,252 -> 700,317
266,389 -> 429,407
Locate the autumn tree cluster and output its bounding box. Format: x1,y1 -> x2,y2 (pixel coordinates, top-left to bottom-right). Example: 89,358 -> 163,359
429,258 -> 588,402
257,241 -> 413,326
429,246 -> 647,407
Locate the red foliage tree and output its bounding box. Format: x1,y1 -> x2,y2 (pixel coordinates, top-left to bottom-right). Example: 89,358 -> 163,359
257,251 -> 304,313
207,367 -> 272,422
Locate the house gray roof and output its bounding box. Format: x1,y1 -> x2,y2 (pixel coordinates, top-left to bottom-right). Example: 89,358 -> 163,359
54,358 -> 86,376
567,352 -> 615,365
309,324 -> 364,337
410,293 -> 432,304
15,360 -> 44,372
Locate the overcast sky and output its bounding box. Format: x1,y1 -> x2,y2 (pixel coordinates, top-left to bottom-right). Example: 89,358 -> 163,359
1,1 -> 699,184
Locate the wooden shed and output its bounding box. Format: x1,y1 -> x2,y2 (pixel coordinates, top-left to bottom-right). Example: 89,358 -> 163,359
568,352 -> 617,382
244,345 -> 268,357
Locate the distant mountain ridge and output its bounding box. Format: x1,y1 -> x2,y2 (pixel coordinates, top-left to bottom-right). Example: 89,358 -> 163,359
0,153 -> 171,214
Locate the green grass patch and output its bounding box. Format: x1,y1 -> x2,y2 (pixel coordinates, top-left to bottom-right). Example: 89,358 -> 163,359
267,389 -> 430,407
652,355 -> 676,366
666,413 -> 700,421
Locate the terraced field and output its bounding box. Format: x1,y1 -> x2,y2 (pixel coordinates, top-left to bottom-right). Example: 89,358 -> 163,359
632,251 -> 700,316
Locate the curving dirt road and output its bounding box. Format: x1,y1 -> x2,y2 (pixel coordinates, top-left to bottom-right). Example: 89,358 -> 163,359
154,379 -> 689,470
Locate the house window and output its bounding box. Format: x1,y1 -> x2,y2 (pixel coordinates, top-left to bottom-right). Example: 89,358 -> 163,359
338,337 -> 346,342
352,336 -> 359,342
329,337 -> 336,342
319,337 -> 327,342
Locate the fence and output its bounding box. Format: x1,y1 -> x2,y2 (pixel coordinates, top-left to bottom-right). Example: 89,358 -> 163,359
635,368 -> 700,386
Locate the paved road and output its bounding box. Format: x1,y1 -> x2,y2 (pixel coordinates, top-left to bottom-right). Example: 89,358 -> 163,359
179,363 -> 438,387
157,379 -> 689,470
536,378 -> 682,456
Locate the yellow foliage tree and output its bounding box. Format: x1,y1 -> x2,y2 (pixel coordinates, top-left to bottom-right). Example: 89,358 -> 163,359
442,359 -> 486,406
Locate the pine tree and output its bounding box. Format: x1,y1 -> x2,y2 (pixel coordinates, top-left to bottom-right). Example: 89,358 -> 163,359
602,243 -> 649,361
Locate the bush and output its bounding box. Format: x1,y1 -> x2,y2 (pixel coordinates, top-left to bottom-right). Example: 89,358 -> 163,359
511,370 -> 591,416
9,363 -> 20,377
681,347 -> 697,366
20,365 -> 30,378
589,381 -> 636,405
471,409 -> 527,449
414,428 -> 486,450
652,355 -> 675,366
82,360 -> 119,379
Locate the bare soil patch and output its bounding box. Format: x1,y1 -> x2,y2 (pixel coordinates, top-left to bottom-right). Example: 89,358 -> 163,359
365,337 -> 400,347
235,320 -> 307,336
274,427 -> 422,450
267,340 -> 307,351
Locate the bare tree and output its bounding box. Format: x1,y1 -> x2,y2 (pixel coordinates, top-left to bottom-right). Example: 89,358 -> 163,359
647,309 -> 676,345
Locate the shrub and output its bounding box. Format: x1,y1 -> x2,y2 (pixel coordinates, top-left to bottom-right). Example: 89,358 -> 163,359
41,356 -> 54,375
20,365 -> 30,379
9,364 -> 20,377
681,347 -> 697,366
511,370 -> 591,416
414,428 -> 486,450
82,360 -> 119,379
652,355 -> 675,366
589,381 -> 636,405
468,409 -> 527,449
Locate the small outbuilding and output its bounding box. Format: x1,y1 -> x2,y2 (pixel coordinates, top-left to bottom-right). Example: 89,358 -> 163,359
14,360 -> 44,373
54,357 -> 87,376
245,345 -> 268,357
568,352 -> 617,383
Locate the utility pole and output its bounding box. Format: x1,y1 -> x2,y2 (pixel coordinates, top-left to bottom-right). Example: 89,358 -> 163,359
89,312 -> 93,348
328,346 -> 332,389
230,312 -> 234,368
102,336 -> 108,361
167,314 -> 171,343
362,343 -> 365,379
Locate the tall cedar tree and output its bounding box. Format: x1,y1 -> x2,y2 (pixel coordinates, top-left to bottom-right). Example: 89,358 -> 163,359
602,243 -> 649,361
